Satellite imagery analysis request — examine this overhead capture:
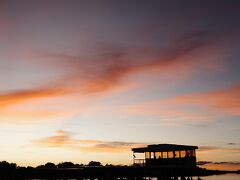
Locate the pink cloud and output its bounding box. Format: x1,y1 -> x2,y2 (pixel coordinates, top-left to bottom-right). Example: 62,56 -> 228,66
122,83 -> 240,128
0,30 -> 234,110
163,84 -> 240,116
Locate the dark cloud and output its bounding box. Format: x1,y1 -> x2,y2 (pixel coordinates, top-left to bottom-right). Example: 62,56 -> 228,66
197,161 -> 212,166
213,162 -> 240,165
227,143 -> 239,145
197,161 -> 240,166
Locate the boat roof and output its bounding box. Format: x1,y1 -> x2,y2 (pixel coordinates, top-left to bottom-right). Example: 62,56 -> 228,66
132,144 -> 198,153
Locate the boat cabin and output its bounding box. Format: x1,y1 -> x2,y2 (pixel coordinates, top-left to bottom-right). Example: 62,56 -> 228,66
132,144 -> 198,167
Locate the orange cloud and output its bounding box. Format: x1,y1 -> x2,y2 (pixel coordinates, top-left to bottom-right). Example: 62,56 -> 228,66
164,84 -> 240,116
125,104 -> 214,120
197,146 -> 240,167
124,83 -> 240,127
25,30 -> 227,95
123,100 -> 216,127
34,130 -> 72,147
33,130 -> 145,153
0,87 -> 69,108
1,30 -> 234,110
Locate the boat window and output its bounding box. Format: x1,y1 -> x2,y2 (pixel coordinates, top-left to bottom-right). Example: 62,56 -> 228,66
186,150 -> 195,157
180,150 -> 186,158
155,152 -> 162,159
151,152 -> 155,159
174,151 -> 180,158
168,151 -> 174,158
145,152 -> 150,159
162,152 -> 167,158
192,150 -> 196,157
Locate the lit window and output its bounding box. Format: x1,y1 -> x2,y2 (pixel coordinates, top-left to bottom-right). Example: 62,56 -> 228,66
151,152 -> 155,159
162,152 -> 167,158
180,150 -> 186,158
174,151 -> 180,158
145,152 -> 150,159
155,152 -> 162,159
168,151 -> 174,158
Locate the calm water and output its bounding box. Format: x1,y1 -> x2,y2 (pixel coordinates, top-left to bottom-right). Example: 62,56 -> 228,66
200,173 -> 240,180
31,174 -> 240,179
151,174 -> 240,180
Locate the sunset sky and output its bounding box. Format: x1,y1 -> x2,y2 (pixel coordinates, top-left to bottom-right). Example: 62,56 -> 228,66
0,0 -> 240,170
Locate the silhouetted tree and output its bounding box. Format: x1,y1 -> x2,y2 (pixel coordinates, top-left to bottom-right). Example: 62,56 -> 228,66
57,162 -> 75,168
0,161 -> 17,170
0,161 -> 17,179
75,163 -> 84,167
88,161 -> 102,166
105,163 -> 113,166
26,166 -> 34,169
36,165 -> 45,169
44,162 -> 56,168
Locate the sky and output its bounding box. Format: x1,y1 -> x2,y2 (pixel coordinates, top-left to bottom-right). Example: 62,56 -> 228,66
0,0 -> 240,170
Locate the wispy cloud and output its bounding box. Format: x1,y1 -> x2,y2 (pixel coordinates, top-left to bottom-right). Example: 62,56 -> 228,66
124,83 -> 240,128
0,109 -> 64,123
197,146 -> 240,170
198,145 -> 240,154
163,84 -> 240,116
24,30 -> 227,93
33,130 -> 145,153
0,86 -> 69,108
227,143 -> 240,146
0,30 -> 235,118
125,104 -> 215,123
198,146 -> 221,152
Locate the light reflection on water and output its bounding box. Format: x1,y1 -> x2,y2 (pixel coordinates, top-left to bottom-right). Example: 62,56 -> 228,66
151,174 -> 240,180
153,174 -> 240,180
199,173 -> 240,180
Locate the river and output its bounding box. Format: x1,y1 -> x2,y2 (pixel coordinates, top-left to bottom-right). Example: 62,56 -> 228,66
150,173 -> 240,180
199,173 -> 240,180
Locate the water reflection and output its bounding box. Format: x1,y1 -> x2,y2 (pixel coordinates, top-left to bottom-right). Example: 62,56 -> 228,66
200,173 -> 240,180
150,174 -> 240,180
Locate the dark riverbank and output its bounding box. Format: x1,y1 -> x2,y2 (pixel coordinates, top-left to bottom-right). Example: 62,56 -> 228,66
0,165 -> 239,180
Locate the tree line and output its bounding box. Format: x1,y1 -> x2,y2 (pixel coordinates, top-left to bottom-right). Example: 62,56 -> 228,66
0,160 -> 116,170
